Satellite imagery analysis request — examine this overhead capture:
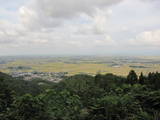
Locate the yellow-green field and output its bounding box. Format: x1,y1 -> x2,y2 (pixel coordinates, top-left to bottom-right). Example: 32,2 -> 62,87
1,58 -> 160,76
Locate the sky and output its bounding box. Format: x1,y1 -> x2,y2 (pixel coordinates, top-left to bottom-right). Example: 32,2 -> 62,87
0,0 -> 160,56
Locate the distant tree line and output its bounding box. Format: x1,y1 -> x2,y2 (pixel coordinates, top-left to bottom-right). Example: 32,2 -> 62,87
0,70 -> 160,120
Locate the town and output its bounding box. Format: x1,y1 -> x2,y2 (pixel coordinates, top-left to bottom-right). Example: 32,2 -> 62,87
10,72 -> 68,82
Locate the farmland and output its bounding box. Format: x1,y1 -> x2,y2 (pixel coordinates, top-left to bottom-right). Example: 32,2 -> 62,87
0,56 -> 160,76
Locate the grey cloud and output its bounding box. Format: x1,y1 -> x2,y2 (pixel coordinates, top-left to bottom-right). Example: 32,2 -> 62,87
1,0 -> 160,56
34,0 -> 121,18
0,39 -> 15,44
20,0 -> 123,29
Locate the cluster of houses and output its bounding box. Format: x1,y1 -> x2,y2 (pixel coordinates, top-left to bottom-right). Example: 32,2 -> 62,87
10,72 -> 68,82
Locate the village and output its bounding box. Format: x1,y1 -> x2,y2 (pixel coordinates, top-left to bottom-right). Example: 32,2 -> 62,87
10,72 -> 68,82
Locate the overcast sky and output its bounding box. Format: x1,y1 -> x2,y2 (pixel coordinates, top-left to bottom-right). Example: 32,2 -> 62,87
0,0 -> 160,56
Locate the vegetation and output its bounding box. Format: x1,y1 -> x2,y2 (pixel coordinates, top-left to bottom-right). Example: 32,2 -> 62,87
0,70 -> 160,120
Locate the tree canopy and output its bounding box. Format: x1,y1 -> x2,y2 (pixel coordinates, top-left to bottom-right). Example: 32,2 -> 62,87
0,70 -> 160,120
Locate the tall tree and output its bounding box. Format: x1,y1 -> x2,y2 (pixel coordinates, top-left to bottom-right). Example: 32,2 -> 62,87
139,72 -> 145,85
127,70 -> 138,85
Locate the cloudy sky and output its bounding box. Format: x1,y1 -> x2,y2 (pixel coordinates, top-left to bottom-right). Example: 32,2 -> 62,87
0,0 -> 160,56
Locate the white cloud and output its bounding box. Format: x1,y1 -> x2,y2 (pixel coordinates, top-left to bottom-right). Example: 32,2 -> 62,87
76,8 -> 112,35
92,9 -> 111,34
0,19 -> 50,47
93,35 -> 116,46
0,0 -> 118,49
0,20 -> 19,45
130,30 -> 160,47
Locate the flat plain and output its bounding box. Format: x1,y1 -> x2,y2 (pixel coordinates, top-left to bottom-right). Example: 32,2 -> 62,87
0,56 -> 160,76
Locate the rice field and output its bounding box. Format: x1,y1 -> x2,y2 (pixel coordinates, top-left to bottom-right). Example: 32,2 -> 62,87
1,56 -> 160,76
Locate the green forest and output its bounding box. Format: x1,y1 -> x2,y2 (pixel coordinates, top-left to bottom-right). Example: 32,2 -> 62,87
0,70 -> 160,120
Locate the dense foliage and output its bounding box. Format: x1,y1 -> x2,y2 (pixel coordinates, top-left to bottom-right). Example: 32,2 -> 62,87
0,70 -> 160,120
